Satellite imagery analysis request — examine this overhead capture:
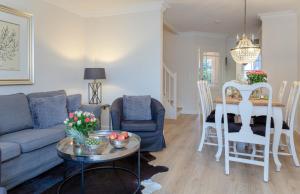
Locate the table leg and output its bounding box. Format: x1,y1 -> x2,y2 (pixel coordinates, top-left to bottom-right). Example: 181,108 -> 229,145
137,149 -> 141,192
80,162 -> 85,194
215,104 -> 223,162
272,108 -> 282,172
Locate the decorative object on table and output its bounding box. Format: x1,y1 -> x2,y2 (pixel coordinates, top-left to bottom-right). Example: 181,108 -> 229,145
0,5 -> 34,85
84,68 -> 106,104
247,70 -> 267,98
108,131 -> 130,149
246,70 -> 267,84
230,0 -> 260,64
110,96 -> 166,152
64,111 -> 97,145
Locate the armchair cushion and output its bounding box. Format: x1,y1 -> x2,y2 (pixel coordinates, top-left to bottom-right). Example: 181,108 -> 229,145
123,95 -> 152,121
121,120 -> 156,132
0,142 -> 21,162
29,95 -> 68,129
0,125 -> 65,153
67,94 -> 82,113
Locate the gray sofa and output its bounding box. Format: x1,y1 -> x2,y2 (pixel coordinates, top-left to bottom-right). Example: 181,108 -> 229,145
0,90 -> 100,192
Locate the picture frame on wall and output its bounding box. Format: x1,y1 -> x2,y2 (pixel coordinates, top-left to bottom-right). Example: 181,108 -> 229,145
0,5 -> 34,85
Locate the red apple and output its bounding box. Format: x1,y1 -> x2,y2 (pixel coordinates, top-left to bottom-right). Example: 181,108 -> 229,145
121,132 -> 129,139
117,134 -> 126,141
109,132 -> 118,140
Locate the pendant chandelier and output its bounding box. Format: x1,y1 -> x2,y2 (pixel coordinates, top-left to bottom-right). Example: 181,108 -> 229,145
230,0 -> 260,64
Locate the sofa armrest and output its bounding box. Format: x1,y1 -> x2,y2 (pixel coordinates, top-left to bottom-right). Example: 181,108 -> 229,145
151,98 -> 165,131
110,98 -> 123,130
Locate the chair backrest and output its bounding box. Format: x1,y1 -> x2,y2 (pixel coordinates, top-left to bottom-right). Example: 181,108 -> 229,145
222,81 -> 273,144
197,80 -> 213,122
278,81 -> 287,103
285,81 -> 300,130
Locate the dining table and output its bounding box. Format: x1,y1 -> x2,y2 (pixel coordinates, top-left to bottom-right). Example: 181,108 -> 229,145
213,96 -> 285,171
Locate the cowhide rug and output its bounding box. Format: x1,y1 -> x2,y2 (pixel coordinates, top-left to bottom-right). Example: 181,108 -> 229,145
9,153 -> 168,194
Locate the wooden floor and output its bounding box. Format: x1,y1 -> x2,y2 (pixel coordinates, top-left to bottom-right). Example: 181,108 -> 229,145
150,114 -> 300,194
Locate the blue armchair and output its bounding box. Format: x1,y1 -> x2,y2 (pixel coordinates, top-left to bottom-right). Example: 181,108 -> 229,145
110,97 -> 166,152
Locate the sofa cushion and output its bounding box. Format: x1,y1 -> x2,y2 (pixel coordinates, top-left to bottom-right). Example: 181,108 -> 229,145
0,93 -> 33,135
0,125 -> 65,153
29,95 -> 68,129
123,95 -> 152,121
27,90 -> 66,101
0,142 -> 21,162
67,94 -> 82,113
121,120 -> 156,132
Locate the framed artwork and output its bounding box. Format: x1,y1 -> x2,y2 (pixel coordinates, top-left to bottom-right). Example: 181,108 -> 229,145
0,5 -> 34,85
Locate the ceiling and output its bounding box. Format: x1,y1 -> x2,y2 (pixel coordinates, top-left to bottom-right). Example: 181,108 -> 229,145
165,0 -> 299,34
43,0 -> 299,34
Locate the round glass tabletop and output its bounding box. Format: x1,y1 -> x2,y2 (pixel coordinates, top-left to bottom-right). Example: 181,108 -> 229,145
56,130 -> 141,163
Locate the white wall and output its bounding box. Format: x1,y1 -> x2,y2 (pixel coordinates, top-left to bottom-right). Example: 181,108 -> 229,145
163,31 -> 229,114
0,1 -> 164,128
0,0 -> 86,96
85,11 -> 163,127
260,12 -> 298,99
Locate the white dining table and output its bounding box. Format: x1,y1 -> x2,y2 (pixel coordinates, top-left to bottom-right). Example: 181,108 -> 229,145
214,97 -> 284,171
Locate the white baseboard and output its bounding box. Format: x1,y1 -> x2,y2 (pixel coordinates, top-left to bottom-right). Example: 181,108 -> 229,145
181,109 -> 199,115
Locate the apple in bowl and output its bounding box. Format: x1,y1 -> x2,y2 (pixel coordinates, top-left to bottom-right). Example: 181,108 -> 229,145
108,131 -> 130,149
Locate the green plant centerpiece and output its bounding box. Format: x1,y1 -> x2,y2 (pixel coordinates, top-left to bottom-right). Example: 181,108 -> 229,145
246,70 -> 267,84
64,111 -> 98,146
246,70 -> 268,99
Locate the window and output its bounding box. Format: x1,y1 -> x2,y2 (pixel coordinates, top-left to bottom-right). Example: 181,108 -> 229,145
240,54 -> 262,79
200,52 -> 220,85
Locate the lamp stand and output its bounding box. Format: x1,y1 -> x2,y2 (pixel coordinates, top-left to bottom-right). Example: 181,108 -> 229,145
88,80 -> 102,104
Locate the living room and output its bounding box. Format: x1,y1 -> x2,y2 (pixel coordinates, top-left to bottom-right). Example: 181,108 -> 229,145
1,0 -> 300,194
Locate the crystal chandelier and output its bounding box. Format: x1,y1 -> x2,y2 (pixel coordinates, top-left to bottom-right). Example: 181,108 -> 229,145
230,0 -> 261,64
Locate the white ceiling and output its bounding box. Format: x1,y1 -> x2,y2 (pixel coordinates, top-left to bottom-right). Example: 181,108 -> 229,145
43,0 -> 300,34
43,0 -> 164,17
165,0 -> 299,34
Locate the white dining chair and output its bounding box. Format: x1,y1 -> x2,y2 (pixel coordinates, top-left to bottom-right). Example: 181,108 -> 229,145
197,80 -> 217,151
222,81 -> 273,182
276,81 -> 300,166
278,81 -> 288,103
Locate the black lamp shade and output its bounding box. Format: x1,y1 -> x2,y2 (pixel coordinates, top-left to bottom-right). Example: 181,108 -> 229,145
84,68 -> 106,80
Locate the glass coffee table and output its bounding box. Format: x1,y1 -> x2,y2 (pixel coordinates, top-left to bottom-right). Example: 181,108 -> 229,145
56,130 -> 141,194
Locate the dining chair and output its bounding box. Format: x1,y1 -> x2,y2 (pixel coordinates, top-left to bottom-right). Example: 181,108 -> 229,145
197,80 -> 218,151
276,81 -> 300,166
278,81 -> 288,103
197,80 -> 235,152
222,81 -> 273,182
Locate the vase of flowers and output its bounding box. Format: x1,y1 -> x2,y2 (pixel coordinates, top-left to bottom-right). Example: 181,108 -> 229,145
246,70 -> 268,98
246,70 -> 267,84
64,111 -> 98,146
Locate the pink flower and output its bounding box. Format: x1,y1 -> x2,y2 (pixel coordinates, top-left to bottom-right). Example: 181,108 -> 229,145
85,118 -> 90,123
74,117 -> 78,122
69,113 -> 74,118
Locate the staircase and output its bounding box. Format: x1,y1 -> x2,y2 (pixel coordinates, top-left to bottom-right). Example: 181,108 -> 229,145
162,64 -> 180,119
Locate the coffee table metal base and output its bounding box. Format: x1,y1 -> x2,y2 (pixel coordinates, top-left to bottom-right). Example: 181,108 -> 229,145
57,151 -> 141,194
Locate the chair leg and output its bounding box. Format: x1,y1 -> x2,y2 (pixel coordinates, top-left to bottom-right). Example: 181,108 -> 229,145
198,124 -> 207,152
287,131 -> 300,167
225,139 -> 230,175
263,144 -> 270,182
251,144 -> 256,160
233,142 -> 238,157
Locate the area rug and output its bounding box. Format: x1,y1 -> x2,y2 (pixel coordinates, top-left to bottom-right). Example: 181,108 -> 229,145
8,152 -> 168,194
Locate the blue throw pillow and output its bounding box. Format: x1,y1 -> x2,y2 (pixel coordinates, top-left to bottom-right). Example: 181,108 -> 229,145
30,95 -> 68,129
123,95 -> 152,121
67,94 -> 82,113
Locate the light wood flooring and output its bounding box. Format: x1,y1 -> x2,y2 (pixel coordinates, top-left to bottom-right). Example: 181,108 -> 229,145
150,114 -> 300,194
